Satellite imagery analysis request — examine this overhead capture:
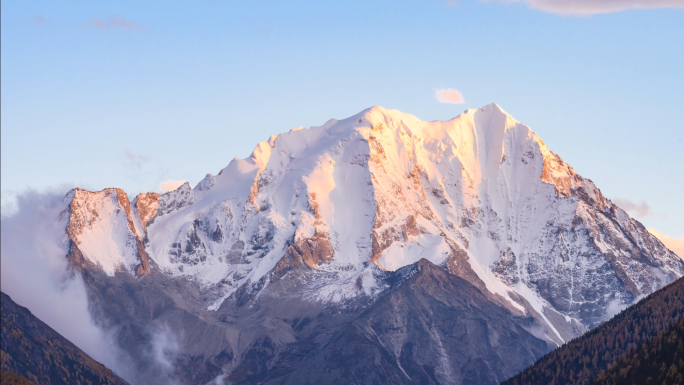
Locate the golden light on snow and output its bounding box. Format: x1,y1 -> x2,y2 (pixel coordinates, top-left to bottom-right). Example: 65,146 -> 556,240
434,88 -> 465,104
648,228 -> 684,260
159,180 -> 187,193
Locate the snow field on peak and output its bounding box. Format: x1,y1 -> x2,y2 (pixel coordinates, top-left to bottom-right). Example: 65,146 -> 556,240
143,110 -> 381,301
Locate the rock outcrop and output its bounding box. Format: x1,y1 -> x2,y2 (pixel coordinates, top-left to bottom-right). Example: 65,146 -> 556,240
65,188 -> 150,276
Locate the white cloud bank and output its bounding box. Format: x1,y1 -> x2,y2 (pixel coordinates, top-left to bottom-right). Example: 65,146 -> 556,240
648,228 -> 684,260
484,0 -> 684,16
434,88 -> 465,104
0,189 -> 133,381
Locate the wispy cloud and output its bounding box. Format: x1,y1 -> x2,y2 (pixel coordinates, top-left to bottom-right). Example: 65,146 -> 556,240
122,150 -> 173,190
82,15 -> 147,31
606,294 -> 645,318
612,197 -> 654,218
124,149 -> 151,169
482,0 -> 684,16
34,16 -> 48,25
434,88 -> 465,104
159,180 -> 187,193
147,324 -> 183,384
648,228 -> 684,260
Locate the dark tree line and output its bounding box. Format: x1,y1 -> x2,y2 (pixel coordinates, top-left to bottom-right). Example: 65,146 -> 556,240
591,314 -> 684,385
501,277 -> 684,385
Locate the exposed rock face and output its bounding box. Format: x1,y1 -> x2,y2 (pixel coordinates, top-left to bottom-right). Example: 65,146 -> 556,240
157,182 -> 195,217
53,104 -> 684,384
276,228 -> 333,277
195,174 -> 215,192
132,192 -> 160,232
65,188 -> 150,276
276,193 -> 334,274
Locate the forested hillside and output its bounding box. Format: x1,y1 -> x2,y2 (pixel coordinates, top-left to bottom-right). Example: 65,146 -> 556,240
501,277 -> 684,385
0,370 -> 35,384
591,314 -> 684,385
0,292 -> 128,385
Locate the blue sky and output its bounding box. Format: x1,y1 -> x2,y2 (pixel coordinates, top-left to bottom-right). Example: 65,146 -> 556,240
1,0 -> 683,239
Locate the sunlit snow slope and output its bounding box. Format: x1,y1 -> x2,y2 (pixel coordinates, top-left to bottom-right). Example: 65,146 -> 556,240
63,103 -> 684,343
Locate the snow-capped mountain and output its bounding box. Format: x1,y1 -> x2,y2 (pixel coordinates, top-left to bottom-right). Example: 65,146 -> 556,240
61,104 -> 684,384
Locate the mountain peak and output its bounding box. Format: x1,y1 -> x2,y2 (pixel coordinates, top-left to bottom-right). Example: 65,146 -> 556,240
61,104 -> 683,337
46,104 -> 684,384
481,101 -> 508,113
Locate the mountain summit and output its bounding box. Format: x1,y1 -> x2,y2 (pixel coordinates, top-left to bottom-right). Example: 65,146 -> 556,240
59,104 -> 683,384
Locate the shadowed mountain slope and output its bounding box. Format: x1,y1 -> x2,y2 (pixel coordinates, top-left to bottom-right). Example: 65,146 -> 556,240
501,276 -> 684,385
79,258 -> 552,385
0,292 -> 128,385
264,259 -> 550,385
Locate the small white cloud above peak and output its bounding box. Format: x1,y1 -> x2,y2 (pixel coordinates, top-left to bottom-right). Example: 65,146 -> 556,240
159,180 -> 187,193
434,88 -> 465,104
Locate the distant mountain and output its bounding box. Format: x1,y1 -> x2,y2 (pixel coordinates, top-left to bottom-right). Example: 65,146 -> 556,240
501,276 -> 684,385
591,308 -> 684,385
0,292 -> 128,385
19,104 -> 684,383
